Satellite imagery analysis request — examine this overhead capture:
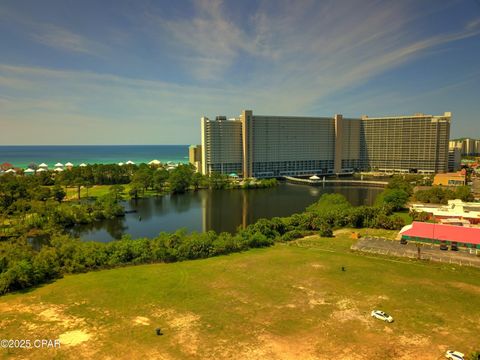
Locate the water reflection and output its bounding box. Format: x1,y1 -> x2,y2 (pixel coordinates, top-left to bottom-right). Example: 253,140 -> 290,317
74,183 -> 382,242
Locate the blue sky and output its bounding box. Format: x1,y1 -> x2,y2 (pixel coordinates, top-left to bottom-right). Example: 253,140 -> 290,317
1,0 -> 479,145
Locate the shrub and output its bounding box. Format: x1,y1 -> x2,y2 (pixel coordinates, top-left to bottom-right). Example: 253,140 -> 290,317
280,230 -> 305,241
318,223 -> 333,237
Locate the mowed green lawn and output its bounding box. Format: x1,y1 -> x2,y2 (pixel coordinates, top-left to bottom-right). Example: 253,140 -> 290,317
64,185 -> 112,200
64,184 -> 160,200
1,229 -> 480,360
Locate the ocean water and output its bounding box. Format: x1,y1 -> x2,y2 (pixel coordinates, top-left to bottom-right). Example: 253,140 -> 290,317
0,145 -> 189,169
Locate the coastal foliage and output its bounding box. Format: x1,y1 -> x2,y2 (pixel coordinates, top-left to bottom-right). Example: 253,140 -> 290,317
0,164 -> 282,239
0,229 -> 272,294
375,188 -> 410,211
0,191 -> 407,295
414,185 -> 473,204
386,175 -> 414,195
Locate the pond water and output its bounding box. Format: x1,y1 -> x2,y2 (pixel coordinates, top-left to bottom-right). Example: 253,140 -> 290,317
72,182 -> 383,242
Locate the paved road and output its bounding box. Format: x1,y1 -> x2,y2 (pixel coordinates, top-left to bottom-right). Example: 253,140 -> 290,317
351,237 -> 480,268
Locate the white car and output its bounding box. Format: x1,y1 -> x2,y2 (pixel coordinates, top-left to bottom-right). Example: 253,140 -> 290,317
371,310 -> 393,323
445,350 -> 464,360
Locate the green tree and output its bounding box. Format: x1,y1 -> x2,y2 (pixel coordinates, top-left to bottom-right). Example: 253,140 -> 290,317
307,193 -> 352,214
377,189 -> 410,211
153,168 -> 169,194
73,177 -> 85,200
168,165 -> 194,193
208,172 -> 229,190
109,184 -> 125,201
52,185 -> 66,203
455,186 -> 474,202
387,176 -> 414,195
34,187 -> 51,202
191,172 -> 205,191
132,166 -> 153,194
84,181 -> 93,198
128,182 -> 143,199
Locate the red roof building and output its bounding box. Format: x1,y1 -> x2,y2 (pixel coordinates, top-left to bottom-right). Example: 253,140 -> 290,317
400,221 -> 480,248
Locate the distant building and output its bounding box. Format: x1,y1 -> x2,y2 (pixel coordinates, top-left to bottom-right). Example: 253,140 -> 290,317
188,145 -> 202,172
449,138 -> 480,156
400,221 -> 480,249
433,172 -> 466,186
410,199 -> 480,224
196,110 -> 451,178
448,147 -> 462,172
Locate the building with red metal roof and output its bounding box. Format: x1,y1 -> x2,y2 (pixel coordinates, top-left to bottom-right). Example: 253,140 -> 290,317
400,221 -> 480,248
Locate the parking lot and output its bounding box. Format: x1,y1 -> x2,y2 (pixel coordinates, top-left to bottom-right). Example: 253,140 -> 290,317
351,237 -> 480,268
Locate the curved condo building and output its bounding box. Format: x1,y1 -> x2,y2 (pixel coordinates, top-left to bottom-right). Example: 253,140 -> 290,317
190,110 -> 451,178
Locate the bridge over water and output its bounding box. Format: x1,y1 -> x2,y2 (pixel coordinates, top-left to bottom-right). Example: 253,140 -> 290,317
284,176 -> 388,187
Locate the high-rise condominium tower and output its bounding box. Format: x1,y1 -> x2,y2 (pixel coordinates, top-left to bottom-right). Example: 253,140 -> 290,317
196,110 -> 451,178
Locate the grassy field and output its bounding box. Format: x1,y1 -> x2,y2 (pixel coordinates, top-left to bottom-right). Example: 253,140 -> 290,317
64,185 -> 112,200
64,185 -> 161,201
1,229 -> 480,359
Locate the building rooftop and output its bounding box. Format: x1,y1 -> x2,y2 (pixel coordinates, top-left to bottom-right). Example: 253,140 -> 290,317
400,221 -> 480,245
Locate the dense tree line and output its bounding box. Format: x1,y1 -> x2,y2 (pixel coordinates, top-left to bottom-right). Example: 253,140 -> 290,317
0,228 -> 274,294
413,185 -> 474,204
1,164 -> 280,237
0,173 -> 126,238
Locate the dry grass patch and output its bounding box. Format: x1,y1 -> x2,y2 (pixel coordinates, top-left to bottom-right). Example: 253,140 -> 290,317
449,281 -> 480,294
58,330 -> 91,346
152,309 -> 201,356
132,316 -> 151,326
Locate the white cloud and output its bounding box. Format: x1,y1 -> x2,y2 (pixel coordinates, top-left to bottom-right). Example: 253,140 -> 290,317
31,24 -> 107,55
1,0 -> 480,143
0,6 -> 108,56
0,64 -> 280,144
148,0 -> 479,102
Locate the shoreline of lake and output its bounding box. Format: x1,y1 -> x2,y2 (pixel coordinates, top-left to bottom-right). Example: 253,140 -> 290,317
71,183 -> 384,242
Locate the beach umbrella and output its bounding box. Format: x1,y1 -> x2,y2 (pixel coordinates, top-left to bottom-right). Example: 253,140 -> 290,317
39,163 -> 48,169
79,163 -> 87,167
54,162 -> 64,168
5,169 -> 16,174
148,159 -> 161,165
36,168 -> 47,172
126,160 -> 135,165
118,162 -> 124,166
309,175 -> 320,180
65,162 -> 74,167
24,168 -> 35,174
54,167 -> 64,172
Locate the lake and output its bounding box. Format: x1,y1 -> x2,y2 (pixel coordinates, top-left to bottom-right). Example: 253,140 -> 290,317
72,182 -> 383,242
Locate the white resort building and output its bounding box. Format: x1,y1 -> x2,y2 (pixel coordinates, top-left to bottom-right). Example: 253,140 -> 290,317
192,110 -> 452,178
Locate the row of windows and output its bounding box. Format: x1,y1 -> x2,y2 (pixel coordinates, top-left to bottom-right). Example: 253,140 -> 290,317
209,163 -> 242,174
252,160 -> 334,177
